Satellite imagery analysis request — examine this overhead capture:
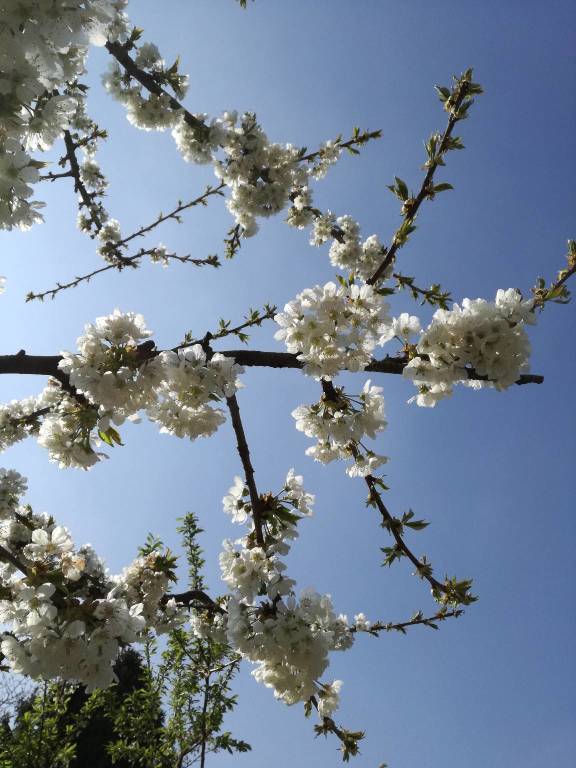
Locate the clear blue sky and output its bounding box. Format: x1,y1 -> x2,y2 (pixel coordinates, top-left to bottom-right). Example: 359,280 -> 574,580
1,1 -> 574,765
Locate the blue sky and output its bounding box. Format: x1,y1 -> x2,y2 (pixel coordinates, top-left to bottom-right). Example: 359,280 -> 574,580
1,1 -> 575,765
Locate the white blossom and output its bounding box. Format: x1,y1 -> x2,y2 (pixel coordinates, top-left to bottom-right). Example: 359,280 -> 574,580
147,345 -> 243,441
59,309 -> 158,418
223,476 -> 249,524
293,381 -> 388,477
317,680 -> 343,717
275,282 -> 392,378
405,289 -> 534,406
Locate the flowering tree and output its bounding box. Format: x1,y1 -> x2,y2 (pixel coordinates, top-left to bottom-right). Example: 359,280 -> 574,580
0,1 -> 573,764
0,515 -> 249,768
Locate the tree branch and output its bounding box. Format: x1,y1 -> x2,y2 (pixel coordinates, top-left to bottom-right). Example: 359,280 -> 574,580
164,589 -> 224,613
367,72 -> 476,285
0,544 -> 30,577
225,394 -> 266,548
0,349 -> 544,385
115,183 -> 226,250
105,40 -> 209,139
63,130 -> 106,236
27,184 -> 225,301
297,128 -> 382,164
309,696 -> 364,761
107,39 -> 379,172
350,608 -> 463,635
26,250 -> 219,302
320,378 -> 473,606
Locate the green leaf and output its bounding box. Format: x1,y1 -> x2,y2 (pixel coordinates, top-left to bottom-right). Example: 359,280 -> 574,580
108,427 -> 123,446
98,429 -> 113,446
395,176 -> 409,200
435,85 -> 450,102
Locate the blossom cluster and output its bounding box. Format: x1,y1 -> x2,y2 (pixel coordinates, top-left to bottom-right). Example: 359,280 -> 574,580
306,212 -> 392,283
192,471 -> 350,717
404,289 -> 535,406
0,0 -> 129,230
58,308 -> 161,418
274,282 -> 392,378
147,346 -> 242,440
204,112 -> 311,238
0,310 -> 243,469
0,468 -> 184,689
292,381 -> 388,478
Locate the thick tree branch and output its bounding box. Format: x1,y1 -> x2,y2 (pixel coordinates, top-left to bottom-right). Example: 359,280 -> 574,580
164,589 -> 224,613
0,349 -> 544,385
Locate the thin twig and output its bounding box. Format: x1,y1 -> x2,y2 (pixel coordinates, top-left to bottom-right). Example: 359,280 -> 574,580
39,170 -> 74,181
27,185 -> 225,301
27,250 -> 219,302
297,129 -> 382,164
173,305 -> 277,352
367,76 -> 473,285
115,183 -> 226,250
320,378 -> 448,598
350,608 -> 462,635
309,696 -> 364,761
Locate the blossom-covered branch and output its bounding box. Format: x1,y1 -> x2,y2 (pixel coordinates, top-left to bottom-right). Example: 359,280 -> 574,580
0,348 -> 546,383
105,38 -> 209,137
102,30 -> 380,247
61,129 -> 108,238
